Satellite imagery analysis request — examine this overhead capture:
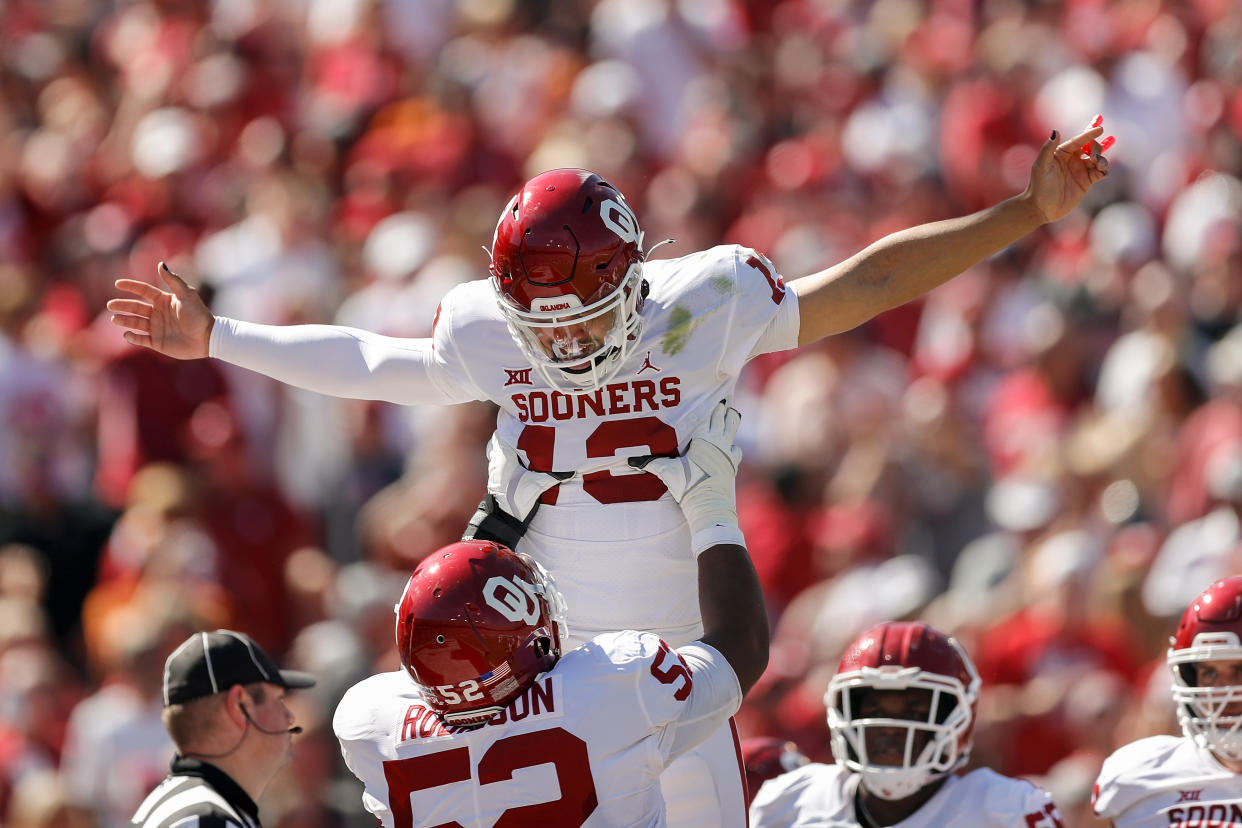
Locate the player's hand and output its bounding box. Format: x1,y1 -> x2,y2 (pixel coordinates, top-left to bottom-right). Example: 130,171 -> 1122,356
630,400 -> 745,555
486,433 -> 573,523
1023,115 -> 1113,225
108,261 -> 213,359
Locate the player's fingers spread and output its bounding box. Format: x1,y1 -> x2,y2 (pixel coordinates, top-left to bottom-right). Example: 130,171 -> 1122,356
122,331 -> 154,349
114,278 -> 164,301
106,298 -> 152,316
111,313 -> 151,333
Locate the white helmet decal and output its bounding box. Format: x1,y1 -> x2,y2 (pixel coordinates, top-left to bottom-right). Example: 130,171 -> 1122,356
483,575 -> 541,625
601,198 -> 641,245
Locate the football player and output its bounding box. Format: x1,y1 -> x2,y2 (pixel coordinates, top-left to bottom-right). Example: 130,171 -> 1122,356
332,402 -> 769,827
749,621 -> 1064,827
109,121 -> 1109,827
742,737 -> 812,807
1092,576 -> 1242,828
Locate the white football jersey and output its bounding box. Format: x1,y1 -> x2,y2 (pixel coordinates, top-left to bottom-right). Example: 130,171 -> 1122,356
749,764 -> 1063,828
212,245 -> 797,645
428,245 -> 799,645
1093,735 -> 1242,827
333,632 -> 742,828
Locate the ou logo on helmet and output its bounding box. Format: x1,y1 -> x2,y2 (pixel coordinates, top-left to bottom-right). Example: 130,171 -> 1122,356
601,198 -> 641,245
484,575 -> 541,625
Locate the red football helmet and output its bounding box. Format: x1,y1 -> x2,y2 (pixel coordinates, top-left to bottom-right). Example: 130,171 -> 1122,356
395,540 -> 568,727
1168,576 -> 1242,761
825,622 -> 980,800
741,737 -> 811,806
489,169 -> 648,394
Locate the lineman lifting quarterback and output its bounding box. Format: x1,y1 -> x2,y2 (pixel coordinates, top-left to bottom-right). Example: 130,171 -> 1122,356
334,402 -> 770,827
110,120 -> 1110,826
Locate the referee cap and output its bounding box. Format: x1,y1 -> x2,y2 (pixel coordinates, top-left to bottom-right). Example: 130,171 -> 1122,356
163,629 -> 316,706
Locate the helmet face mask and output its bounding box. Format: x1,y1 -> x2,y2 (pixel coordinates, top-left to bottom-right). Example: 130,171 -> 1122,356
395,541 -> 568,727
489,169 -> 647,395
1168,577 -> 1242,761
826,623 -> 980,801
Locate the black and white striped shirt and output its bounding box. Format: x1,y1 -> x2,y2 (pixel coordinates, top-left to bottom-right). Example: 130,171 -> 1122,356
130,757 -> 261,828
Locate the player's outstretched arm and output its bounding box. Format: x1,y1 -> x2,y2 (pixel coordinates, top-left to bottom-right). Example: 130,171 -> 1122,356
109,262 -> 214,359
110,264 -> 471,408
791,118 -> 1112,345
631,402 -> 769,694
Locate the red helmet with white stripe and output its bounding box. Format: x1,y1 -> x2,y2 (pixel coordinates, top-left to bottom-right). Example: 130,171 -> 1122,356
489,169 -> 648,394
395,540 -> 567,727
1168,576 -> 1242,761
826,622 -> 980,800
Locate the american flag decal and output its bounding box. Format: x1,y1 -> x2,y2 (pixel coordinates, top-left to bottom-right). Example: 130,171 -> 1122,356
480,661 -> 512,688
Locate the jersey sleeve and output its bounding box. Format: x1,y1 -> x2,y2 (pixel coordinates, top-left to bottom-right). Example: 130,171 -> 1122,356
613,633 -> 742,764
716,246 -> 800,377
1002,778 -> 1061,827
1092,736 -> 1180,821
208,282 -> 487,406
590,632 -> 740,766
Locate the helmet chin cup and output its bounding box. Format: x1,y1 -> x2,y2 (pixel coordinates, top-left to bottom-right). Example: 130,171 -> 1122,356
858,765 -> 934,801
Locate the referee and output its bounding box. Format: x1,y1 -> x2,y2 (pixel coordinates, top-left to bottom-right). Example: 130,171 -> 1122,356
130,630 -> 316,828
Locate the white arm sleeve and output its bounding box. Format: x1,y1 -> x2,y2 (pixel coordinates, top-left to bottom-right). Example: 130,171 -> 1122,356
663,641 -> 743,762
209,317 -> 481,406
748,285 -> 800,360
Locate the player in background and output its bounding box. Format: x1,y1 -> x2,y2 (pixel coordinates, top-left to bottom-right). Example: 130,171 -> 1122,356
109,120 -> 1111,828
1092,576 -> 1242,828
333,402 -> 769,827
742,738 -> 812,807
750,621 -> 1064,827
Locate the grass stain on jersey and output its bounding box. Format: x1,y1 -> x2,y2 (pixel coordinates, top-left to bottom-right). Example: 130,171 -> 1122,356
663,306 -> 698,355
709,275 -> 731,293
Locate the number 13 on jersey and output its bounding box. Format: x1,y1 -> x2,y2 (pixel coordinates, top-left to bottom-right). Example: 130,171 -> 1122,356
518,415 -> 679,505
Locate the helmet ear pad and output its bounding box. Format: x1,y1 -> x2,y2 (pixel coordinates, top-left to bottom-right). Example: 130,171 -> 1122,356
489,169 -> 647,394
395,541 -> 567,726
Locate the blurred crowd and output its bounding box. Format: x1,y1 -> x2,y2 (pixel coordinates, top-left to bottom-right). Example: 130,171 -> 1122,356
1,0 -> 1240,825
